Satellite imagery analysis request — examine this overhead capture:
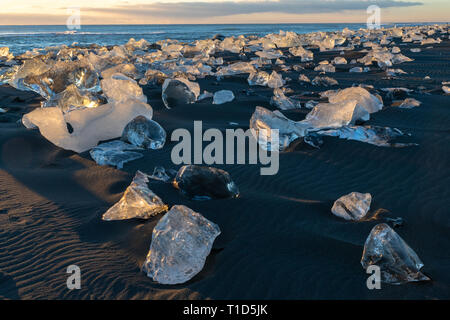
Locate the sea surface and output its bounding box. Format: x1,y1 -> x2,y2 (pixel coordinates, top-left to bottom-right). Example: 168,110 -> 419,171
0,23 -> 435,55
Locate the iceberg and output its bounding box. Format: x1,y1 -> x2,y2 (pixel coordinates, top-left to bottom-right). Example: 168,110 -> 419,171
121,116 -> 166,149
142,205 -> 220,285
173,165 -> 239,200
90,140 -> 143,169
331,192 -> 372,221
102,171 -> 168,221
361,223 -> 430,284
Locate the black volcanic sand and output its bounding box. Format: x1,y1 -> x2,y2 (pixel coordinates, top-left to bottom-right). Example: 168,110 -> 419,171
0,39 -> 449,300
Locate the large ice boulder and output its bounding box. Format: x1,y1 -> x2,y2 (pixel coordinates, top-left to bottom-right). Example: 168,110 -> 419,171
142,205 -> 221,284
22,99 -> 153,153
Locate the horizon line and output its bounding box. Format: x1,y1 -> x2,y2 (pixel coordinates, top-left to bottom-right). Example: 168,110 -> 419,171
0,21 -> 448,27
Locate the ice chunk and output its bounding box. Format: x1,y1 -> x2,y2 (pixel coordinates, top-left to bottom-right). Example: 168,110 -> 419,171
298,74 -> 311,83
314,64 -> 336,73
162,78 -> 200,109
213,90 -> 235,105
101,63 -> 140,80
398,98 -> 421,109
331,192 -> 372,221
333,57 -> 347,65
174,165 -> 239,200
255,50 -> 283,60
198,90 -> 213,101
102,171 -> 167,221
250,106 -> 309,151
349,67 -> 365,73
9,58 -> 52,91
121,115 -> 166,149
148,166 -> 174,183
216,62 -> 256,76
270,88 -> 302,110
317,125 -> 417,147
327,87 -> 383,114
42,84 -> 102,113
100,73 -> 147,103
248,71 -> 270,86
90,140 -> 143,169
442,86 -> 450,94
0,66 -> 18,85
302,100 -> 369,129
289,46 -> 313,61
267,71 -> 285,88
22,99 -> 153,153
142,205 -> 220,285
22,61 -> 100,99
312,76 -> 338,86
361,223 -> 430,284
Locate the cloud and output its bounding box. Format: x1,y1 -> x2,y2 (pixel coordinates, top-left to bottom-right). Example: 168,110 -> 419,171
85,0 -> 423,19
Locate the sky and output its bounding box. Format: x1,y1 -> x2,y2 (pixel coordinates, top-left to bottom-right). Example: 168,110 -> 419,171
0,0 -> 448,25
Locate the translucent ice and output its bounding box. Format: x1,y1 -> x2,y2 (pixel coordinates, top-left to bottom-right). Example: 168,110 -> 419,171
142,205 -> 220,285
289,46 -> 314,61
250,106 -> 309,151
398,98 -> 421,109
42,84 -> 102,113
162,78 -> 200,109
361,223 -> 430,284
312,76 -> 338,86
267,71 -> 285,89
22,99 -> 153,153
100,73 -> 147,103
213,90 -> 235,105
148,166 -> 174,183
270,88 -> 302,110
327,87 -> 383,114
314,64 -> 336,73
102,170 -> 168,221
173,165 -> 239,200
90,140 -> 143,169
216,62 -> 256,76
9,58 -> 52,91
331,192 -> 372,221
302,100 -> 369,129
248,71 -> 270,86
317,125 -> 417,147
121,116 -> 166,149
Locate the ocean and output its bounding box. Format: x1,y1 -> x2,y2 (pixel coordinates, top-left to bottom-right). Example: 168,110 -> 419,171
0,23 -> 432,55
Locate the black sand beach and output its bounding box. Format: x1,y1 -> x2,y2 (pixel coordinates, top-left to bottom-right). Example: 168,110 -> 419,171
0,35 -> 449,300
